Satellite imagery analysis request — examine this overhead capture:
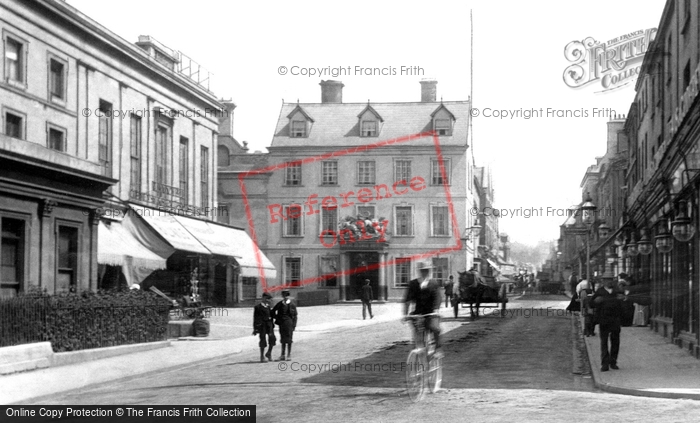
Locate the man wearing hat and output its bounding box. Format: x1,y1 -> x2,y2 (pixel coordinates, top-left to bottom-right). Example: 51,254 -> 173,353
252,292 -> 276,363
591,277 -> 625,371
403,261 -> 442,353
361,278 -> 374,320
272,290 -> 297,361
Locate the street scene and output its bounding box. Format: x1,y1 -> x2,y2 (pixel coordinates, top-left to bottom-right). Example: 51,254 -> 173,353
3,0 -> 700,422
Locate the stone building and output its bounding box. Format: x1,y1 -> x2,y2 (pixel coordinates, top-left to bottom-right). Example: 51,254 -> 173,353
238,79 -> 477,303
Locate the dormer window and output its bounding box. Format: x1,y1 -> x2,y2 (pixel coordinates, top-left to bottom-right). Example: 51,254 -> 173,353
361,120 -> 377,137
291,120 -> 307,137
357,104 -> 383,138
287,105 -> 313,138
431,104 -> 456,137
435,119 -> 452,136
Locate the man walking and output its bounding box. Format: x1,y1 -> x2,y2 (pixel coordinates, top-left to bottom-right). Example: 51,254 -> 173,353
361,278 -> 374,320
272,290 -> 297,361
252,292 -> 275,363
592,277 -> 625,371
443,275 -> 454,308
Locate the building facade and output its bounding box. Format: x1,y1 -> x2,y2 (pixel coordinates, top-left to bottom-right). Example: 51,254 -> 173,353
560,0 -> 700,359
621,0 -> 700,358
243,80 -> 476,303
0,0 -> 271,305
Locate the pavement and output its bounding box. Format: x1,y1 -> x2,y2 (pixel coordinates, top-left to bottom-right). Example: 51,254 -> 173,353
563,290 -> 700,400
0,301 -> 405,404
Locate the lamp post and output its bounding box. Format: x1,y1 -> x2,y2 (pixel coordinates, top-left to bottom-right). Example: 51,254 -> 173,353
581,195 -> 597,283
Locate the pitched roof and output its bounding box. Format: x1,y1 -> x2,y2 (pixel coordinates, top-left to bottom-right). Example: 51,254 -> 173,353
270,101 -> 470,148
357,104 -> 384,122
430,103 -> 456,119
286,104 -> 315,122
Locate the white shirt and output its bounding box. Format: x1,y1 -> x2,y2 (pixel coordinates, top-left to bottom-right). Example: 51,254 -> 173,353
576,280 -> 591,296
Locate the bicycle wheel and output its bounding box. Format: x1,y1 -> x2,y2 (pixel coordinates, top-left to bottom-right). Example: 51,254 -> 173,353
428,353 -> 443,393
405,349 -> 426,402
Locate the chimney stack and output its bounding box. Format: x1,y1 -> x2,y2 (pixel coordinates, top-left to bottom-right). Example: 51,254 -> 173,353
320,80 -> 344,103
420,79 -> 437,102
218,101 -> 237,137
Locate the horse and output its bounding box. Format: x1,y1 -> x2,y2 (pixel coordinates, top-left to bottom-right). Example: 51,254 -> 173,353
453,271 -> 487,319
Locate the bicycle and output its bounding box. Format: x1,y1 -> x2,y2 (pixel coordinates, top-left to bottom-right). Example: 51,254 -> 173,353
403,313 -> 443,402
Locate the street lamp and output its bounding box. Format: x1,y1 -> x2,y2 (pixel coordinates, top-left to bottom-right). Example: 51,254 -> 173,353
637,228 -> 653,256
580,195 -> 597,281
463,225 -> 482,242
625,232 -> 639,256
655,219 -> 673,254
672,200 -> 696,242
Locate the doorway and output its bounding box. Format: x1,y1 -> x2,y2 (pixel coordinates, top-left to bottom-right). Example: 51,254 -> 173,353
213,263 -> 227,306
347,252 -> 379,301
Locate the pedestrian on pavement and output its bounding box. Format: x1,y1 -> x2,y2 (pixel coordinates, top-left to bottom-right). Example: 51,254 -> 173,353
403,261 -> 442,355
443,275 -> 454,308
361,278 -> 374,320
272,290 -> 297,361
617,273 -> 635,327
630,275 -> 650,326
252,292 -> 276,363
576,279 -> 594,336
569,271 -> 578,297
591,277 -> 625,372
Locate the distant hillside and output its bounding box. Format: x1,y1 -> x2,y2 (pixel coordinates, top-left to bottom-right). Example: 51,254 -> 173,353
509,240 -> 553,269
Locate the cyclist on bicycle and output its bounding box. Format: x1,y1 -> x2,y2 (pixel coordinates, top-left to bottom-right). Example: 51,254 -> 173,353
403,261 -> 442,355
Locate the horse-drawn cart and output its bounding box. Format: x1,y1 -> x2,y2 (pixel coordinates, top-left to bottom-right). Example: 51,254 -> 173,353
451,271 -> 508,318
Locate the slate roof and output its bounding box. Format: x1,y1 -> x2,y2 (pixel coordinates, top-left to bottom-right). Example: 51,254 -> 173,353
270,101 -> 470,148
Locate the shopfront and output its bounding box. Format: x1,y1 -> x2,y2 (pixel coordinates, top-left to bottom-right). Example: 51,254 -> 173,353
97,206 -> 276,305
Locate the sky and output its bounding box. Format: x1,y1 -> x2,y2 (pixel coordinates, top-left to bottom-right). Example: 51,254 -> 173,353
67,0 -> 666,246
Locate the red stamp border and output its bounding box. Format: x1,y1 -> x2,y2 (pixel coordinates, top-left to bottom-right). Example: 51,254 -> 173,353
239,130 -> 462,293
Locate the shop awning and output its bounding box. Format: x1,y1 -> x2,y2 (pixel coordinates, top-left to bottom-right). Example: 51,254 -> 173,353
173,216 -> 237,257
230,233 -> 277,280
173,216 -> 276,279
486,258 -> 501,273
134,207 -> 211,254
97,220 -> 168,270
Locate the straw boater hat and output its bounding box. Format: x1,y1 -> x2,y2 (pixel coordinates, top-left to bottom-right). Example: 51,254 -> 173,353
417,261 -> 433,271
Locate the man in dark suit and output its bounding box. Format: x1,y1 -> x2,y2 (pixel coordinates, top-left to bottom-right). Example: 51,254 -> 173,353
443,275 -> 454,308
272,290 -> 297,361
591,277 -> 625,371
403,261 -> 442,352
252,292 -> 275,363
361,279 -> 374,320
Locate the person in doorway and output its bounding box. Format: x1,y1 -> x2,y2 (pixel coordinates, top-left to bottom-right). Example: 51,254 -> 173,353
252,292 -> 276,363
591,278 -> 625,371
443,275 -> 455,308
272,290 -> 297,361
361,279 -> 374,320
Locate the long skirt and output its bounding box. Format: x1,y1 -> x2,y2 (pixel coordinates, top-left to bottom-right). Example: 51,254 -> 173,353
566,292 -> 580,312
278,317 -> 294,344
